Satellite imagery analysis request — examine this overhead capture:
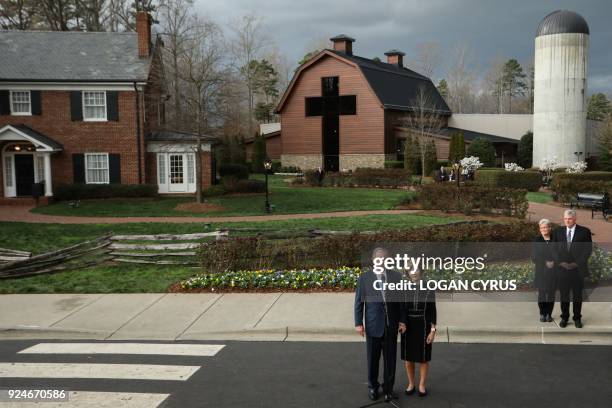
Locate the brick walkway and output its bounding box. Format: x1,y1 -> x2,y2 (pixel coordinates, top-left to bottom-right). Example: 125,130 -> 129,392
0,206 -> 419,224
0,203 -> 609,245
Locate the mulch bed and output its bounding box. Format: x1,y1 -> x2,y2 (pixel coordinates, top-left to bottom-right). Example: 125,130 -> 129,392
174,202 -> 227,213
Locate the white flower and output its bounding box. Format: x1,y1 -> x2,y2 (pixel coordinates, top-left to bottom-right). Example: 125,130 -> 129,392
504,163 -> 524,172
566,161 -> 587,174
459,156 -> 483,172
539,157 -> 560,172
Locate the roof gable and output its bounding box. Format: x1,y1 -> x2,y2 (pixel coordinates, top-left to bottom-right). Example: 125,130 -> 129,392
276,49 -> 450,115
0,31 -> 152,82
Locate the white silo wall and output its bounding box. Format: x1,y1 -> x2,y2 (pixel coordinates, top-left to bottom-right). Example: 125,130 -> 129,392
533,33 -> 589,168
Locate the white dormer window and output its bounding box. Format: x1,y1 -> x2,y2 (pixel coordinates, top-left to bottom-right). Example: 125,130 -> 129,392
10,91 -> 31,115
82,91 -> 107,121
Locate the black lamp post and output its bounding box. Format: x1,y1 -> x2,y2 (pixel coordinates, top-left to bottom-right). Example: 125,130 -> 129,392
264,158 -> 272,213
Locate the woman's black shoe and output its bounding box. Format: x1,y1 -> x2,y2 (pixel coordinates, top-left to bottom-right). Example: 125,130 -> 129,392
418,389 -> 428,397
405,387 -> 415,396
539,314 -> 546,322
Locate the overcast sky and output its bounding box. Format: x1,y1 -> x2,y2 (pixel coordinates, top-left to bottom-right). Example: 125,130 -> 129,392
193,0 -> 612,95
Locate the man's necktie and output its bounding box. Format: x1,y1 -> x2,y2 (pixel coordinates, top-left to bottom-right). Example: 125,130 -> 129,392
566,228 -> 572,250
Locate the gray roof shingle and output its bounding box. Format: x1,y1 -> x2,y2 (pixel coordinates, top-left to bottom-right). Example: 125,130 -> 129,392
0,31 -> 151,82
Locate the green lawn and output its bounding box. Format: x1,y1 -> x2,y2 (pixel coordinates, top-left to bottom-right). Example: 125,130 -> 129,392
526,191 -> 554,203
31,175 -> 412,217
0,213 -> 462,293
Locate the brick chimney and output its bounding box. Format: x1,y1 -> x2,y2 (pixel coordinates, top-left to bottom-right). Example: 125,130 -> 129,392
330,34 -> 355,56
384,49 -> 405,68
136,11 -> 151,58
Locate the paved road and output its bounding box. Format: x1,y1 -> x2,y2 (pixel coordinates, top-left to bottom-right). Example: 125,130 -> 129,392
0,340 -> 610,407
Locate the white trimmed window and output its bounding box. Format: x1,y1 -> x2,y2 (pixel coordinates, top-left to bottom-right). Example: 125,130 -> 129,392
83,91 -> 107,121
10,91 -> 31,115
187,154 -> 195,184
4,156 -> 13,187
158,154 -> 166,185
85,153 -> 109,184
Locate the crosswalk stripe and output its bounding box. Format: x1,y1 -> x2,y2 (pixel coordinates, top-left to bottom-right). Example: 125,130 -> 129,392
0,363 -> 200,381
18,343 -> 225,357
0,391 -> 170,408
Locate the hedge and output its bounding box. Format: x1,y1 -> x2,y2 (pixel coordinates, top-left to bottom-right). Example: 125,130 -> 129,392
197,221 -> 540,272
418,184 -> 529,218
54,183 -> 158,201
475,169 -> 542,192
299,168 -> 413,188
384,160 -> 404,169
218,163 -> 249,180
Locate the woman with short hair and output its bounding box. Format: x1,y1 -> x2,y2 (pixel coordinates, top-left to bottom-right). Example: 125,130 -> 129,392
532,218 -> 557,322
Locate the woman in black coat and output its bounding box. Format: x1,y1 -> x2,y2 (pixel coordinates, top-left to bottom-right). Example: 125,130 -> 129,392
399,267 -> 437,398
532,218 -> 557,322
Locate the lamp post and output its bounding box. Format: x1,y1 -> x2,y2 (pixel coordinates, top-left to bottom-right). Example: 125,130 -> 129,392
264,158 -> 272,213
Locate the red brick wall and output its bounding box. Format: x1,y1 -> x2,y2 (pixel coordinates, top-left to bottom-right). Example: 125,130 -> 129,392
0,90 -> 146,192
280,55 -> 385,155
245,133 -> 282,161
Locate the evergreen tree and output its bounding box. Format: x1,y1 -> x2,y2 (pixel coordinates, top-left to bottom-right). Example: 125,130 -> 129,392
467,137 -> 496,167
403,135 -> 420,174
424,139 -> 438,176
597,114 -> 612,171
587,93 -> 611,121
502,59 -> 526,113
251,133 -> 267,173
448,131 -> 465,163
437,79 -> 449,99
517,131 -> 533,168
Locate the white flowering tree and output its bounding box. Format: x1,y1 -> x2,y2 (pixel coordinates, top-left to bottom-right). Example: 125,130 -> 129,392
566,161 -> 588,174
504,162 -> 524,172
539,157 -> 560,186
460,156 -> 483,173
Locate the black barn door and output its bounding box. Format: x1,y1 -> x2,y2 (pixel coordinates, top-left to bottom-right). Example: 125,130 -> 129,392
323,115 -> 339,171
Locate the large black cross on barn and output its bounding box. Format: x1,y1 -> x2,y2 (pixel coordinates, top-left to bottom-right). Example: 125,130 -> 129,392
305,77 -> 356,171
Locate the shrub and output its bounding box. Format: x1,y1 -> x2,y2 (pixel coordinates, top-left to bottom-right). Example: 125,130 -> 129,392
384,160 -> 404,169
232,179 -> 266,194
448,131 -> 466,164
424,139 -> 437,176
219,163 -> 249,180
467,137 -> 496,167
54,183 -> 158,201
517,131 -> 533,168
322,168 -> 412,188
549,172 -> 612,202
251,135 -> 267,173
278,165 -> 301,173
202,185 -> 226,198
304,170 -> 324,186
475,169 -> 542,192
418,183 -> 529,218
404,135 -> 420,174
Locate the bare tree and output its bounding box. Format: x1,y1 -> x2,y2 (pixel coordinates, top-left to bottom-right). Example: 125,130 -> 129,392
158,0 -> 194,127
229,13 -> 267,138
0,0 -> 39,29
179,16 -> 224,203
446,44 -> 475,113
410,42 -> 441,79
400,86 -> 444,182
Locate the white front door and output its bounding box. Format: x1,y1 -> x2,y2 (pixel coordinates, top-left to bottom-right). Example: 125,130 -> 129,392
157,152 -> 196,194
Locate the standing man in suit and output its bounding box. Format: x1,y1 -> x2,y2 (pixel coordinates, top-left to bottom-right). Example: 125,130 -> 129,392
552,209 -> 593,328
355,247 -> 402,403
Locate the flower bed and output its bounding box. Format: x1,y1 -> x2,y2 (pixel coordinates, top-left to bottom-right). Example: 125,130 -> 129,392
179,267 -> 361,291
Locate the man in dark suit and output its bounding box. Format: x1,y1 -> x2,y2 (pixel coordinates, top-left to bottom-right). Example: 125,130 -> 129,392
552,209 -> 593,328
354,248 -> 402,402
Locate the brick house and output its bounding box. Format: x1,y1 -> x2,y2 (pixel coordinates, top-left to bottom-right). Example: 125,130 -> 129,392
0,11 -> 214,199
275,35 -> 517,171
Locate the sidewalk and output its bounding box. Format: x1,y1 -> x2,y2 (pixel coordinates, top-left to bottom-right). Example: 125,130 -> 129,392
1,293 -> 611,345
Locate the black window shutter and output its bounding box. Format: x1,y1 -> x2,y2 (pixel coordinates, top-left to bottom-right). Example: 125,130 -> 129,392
72,154 -> 85,183
107,91 -> 119,121
0,90 -> 10,115
109,154 -> 121,183
70,91 -> 83,121
31,91 -> 42,115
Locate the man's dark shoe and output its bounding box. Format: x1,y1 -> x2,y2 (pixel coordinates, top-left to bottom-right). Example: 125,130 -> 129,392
575,319 -> 583,328
546,314 -> 553,322
539,314 -> 546,322
368,388 -> 379,401
559,319 -> 568,328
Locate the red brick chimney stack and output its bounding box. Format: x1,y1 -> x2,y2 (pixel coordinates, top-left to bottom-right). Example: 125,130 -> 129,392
136,11 -> 151,58
330,34 -> 355,56
384,50 -> 405,68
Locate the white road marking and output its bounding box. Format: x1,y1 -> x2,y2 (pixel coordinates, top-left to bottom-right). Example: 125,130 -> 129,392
0,391 -> 170,408
18,342 -> 225,357
0,363 -> 200,381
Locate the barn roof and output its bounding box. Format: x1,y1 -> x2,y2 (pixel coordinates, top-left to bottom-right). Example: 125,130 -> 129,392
276,49 -> 451,115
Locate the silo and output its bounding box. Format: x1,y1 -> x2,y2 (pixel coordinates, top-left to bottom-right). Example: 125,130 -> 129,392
532,10 -> 589,168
